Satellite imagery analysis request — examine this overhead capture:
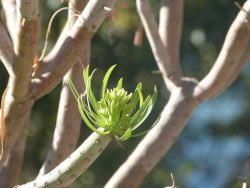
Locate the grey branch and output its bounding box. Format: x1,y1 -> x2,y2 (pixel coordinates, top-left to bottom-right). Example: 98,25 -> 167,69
159,0 -> 183,79
29,0 -> 118,100
105,0 -> 250,187
38,0 -> 88,176
0,107 -> 31,188
1,0 -> 17,41
17,132 -> 111,188
0,20 -> 13,75
136,0 -> 181,90
194,0 -> 250,101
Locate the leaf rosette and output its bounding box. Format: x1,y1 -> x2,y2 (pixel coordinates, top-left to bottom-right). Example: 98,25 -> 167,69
68,65 -> 157,141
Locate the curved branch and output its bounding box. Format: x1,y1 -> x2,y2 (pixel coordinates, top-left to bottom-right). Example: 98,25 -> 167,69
194,0 -> 250,101
18,132 -> 111,188
29,0 -> 118,100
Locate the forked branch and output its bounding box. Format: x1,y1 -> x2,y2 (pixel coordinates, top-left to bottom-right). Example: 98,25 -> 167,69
38,0 -> 88,176
29,0 -> 118,100
105,1 -> 250,187
194,0 -> 250,101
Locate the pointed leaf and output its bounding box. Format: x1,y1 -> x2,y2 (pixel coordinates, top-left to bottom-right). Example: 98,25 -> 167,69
101,65 -> 117,98
124,89 -> 139,115
117,78 -> 123,89
83,65 -> 90,84
138,85 -> 144,107
119,128 -> 132,141
132,86 -> 157,130
85,70 -> 100,113
132,112 -> 160,137
67,78 -> 80,100
77,98 -> 110,135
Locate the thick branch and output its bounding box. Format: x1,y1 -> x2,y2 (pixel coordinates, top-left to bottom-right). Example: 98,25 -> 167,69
105,82 -> 196,188
0,108 -> 30,188
0,0 -> 40,168
137,0 -> 181,89
194,0 -> 250,101
30,0 -> 118,100
0,92 -> 33,166
11,0 -> 40,98
38,63 -> 86,176
38,0 -> 89,176
18,132 -> 111,188
106,1 -> 250,187
0,20 -> 13,75
159,0 -> 183,78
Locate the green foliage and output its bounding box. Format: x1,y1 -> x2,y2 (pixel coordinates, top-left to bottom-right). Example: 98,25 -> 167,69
68,65 -> 157,141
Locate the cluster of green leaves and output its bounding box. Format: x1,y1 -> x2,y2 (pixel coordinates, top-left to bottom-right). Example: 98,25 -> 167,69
68,65 -> 157,141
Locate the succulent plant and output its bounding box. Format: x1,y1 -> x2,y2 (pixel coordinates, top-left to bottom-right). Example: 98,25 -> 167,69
68,65 -> 157,141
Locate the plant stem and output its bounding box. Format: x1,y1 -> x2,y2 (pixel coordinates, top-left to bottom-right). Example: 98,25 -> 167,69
16,132 -> 111,188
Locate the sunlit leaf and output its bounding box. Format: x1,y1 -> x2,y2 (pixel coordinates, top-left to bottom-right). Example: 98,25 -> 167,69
101,64 -> 116,99
69,65 -> 157,141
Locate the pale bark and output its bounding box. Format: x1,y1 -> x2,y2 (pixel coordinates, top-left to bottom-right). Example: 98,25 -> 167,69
11,0 -> 40,98
105,1 -> 250,187
0,0 -> 118,169
0,107 -> 31,188
0,0 -> 40,166
104,83 -> 196,188
194,2 -> 250,100
1,0 -> 17,40
0,0 -> 118,186
29,0 -> 118,100
38,62 -> 86,176
136,0 -> 181,90
38,0 -> 89,176
17,132 -> 111,188
0,0 -> 248,187
159,0 -> 183,78
0,19 -> 13,75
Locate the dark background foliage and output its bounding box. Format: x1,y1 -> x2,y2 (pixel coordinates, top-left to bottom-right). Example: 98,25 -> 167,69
1,0 -> 250,187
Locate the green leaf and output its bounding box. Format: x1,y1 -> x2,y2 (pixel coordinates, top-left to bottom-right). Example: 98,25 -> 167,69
117,78 -> 123,89
77,98 -> 110,135
67,77 -> 80,100
124,89 -> 139,115
101,65 -> 116,99
132,86 -> 157,131
80,99 -> 106,128
132,112 -> 160,137
123,83 -> 142,115
119,128 -> 132,141
83,65 -> 90,84
137,84 -> 144,107
85,71 -> 99,113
